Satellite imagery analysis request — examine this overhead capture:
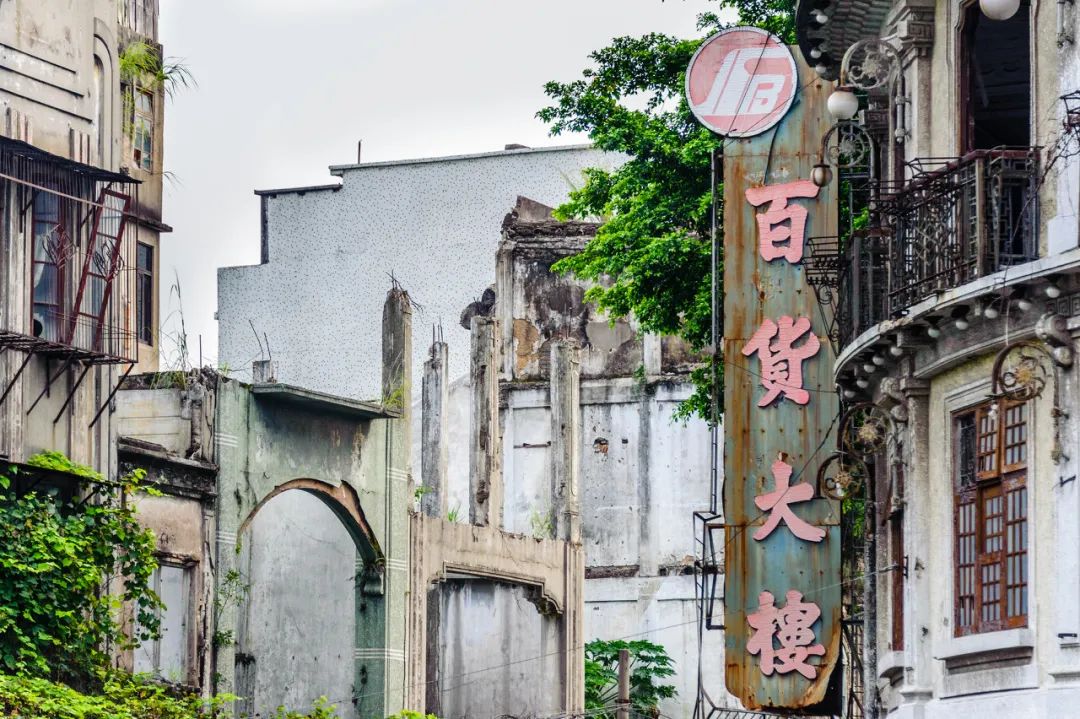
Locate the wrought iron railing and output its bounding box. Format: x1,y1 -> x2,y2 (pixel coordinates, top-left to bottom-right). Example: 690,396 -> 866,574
834,148 -> 1039,346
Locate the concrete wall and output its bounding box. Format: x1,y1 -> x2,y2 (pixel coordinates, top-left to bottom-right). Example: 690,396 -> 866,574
435,579 -> 563,719
236,490 -> 358,719
217,145 -> 619,401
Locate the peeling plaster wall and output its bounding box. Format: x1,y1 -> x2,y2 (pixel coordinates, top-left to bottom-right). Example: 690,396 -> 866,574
501,380 -> 719,714
218,146 -> 619,402
488,229 -> 717,716
435,580 -> 562,719
236,491 -> 358,719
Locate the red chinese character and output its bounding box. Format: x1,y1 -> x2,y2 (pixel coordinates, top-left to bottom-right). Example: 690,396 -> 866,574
745,180 -> 820,263
746,590 -> 826,679
741,316 -> 820,407
754,456 -> 825,543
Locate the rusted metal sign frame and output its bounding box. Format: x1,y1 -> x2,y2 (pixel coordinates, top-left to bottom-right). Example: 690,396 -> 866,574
722,56 -> 840,710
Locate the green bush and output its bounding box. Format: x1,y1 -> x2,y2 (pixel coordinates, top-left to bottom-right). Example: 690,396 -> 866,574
0,453 -> 162,680
0,672 -> 232,718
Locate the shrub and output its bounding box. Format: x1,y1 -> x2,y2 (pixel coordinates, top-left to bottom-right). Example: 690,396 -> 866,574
0,453 -> 161,680
584,639 -> 676,718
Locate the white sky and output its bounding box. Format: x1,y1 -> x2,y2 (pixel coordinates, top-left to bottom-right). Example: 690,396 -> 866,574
158,0 -> 710,369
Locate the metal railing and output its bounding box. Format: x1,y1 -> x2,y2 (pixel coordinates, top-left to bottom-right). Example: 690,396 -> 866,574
839,148 -> 1039,345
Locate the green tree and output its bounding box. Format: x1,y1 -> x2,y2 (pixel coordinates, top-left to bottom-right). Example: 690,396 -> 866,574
537,1 -> 796,422
584,639 -> 676,718
0,453 -> 162,681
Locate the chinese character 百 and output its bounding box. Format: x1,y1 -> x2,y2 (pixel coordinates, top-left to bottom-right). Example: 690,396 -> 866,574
746,589 -> 826,679
745,180 -> 820,263
741,316 -> 820,407
754,456 -> 825,543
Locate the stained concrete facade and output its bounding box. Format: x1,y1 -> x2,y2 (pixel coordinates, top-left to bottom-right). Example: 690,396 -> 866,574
438,200 -> 720,716
795,0 -> 1080,716
406,325 -> 585,717
115,289 -> 415,715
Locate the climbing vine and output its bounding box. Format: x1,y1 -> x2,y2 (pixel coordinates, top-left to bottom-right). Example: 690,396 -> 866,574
0,452 -> 161,681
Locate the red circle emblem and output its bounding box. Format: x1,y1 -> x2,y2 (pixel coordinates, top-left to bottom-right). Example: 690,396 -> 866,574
685,27 -> 798,138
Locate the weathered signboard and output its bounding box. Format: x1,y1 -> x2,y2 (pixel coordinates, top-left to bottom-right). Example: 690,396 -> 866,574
686,27 -> 799,138
720,45 -> 840,710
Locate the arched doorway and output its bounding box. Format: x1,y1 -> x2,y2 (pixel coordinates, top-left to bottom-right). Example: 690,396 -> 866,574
230,480 -> 383,719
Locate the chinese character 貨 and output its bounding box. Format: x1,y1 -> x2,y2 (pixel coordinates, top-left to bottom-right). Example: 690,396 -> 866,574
746,589 -> 826,679
741,316 -> 820,407
745,180 -> 820,263
754,456 -> 825,543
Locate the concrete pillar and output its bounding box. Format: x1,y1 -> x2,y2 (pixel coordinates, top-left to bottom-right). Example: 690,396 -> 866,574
421,342 -> 449,518
899,375 -> 932,709
469,316 -> 502,528
550,341 -> 582,543
381,285 -> 412,714
550,340 -> 584,713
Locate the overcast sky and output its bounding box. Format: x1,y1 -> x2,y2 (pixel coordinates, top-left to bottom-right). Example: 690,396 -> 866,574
158,0 -> 710,368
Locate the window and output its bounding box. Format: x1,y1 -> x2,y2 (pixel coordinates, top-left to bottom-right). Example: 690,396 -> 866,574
31,192 -> 65,342
133,88 -> 153,171
134,562 -> 191,682
953,400 -> 1028,636
959,0 -> 1031,151
887,461 -> 905,651
136,242 -> 154,345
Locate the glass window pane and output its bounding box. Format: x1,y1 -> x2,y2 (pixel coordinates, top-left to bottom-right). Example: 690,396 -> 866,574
157,565 -> 188,681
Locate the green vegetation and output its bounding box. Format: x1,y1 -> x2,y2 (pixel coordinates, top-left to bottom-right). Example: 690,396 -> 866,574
0,453 -> 160,680
0,672 -> 234,718
584,639 -> 676,718
537,0 -> 795,422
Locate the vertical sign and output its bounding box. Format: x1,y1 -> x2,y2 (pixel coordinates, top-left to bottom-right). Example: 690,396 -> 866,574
721,50 -> 840,709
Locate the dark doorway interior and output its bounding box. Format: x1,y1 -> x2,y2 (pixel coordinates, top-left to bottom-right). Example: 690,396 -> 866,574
962,0 -> 1031,151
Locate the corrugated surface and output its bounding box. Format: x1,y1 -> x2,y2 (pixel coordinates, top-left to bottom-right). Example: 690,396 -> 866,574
722,54 -> 840,710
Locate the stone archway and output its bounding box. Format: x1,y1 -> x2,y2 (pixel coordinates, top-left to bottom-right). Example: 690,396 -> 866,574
230,481 -> 385,719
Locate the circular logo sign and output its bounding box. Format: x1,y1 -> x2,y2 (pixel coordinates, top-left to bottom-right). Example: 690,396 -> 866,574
685,27 -> 798,138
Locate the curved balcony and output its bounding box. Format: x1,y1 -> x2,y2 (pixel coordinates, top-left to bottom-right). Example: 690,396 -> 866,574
824,148 -> 1044,380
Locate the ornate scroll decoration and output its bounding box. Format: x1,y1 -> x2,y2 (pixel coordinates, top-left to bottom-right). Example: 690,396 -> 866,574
39,223 -> 74,268
817,451 -> 868,501
991,317 -> 1074,463
839,402 -> 897,457
991,340 -> 1052,402
821,121 -> 873,171
840,39 -> 902,92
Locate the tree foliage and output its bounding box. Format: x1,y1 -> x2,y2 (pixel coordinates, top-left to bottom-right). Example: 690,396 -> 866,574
0,453 -> 161,681
537,0 -> 796,421
584,639 -> 676,717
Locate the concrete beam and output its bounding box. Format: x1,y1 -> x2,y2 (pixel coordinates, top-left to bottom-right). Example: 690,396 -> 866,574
469,316 -> 502,527
421,341 -> 449,518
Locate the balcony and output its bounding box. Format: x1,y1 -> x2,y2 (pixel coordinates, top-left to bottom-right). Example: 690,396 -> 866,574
837,148 -> 1040,347
0,137 -> 140,365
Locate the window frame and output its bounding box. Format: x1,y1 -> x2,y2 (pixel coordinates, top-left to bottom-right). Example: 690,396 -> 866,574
952,398 -> 1029,637
132,87 -> 154,172
133,558 -> 195,684
135,241 -> 154,346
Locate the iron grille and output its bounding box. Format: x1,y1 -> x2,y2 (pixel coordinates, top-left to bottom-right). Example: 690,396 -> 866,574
839,148 -> 1039,345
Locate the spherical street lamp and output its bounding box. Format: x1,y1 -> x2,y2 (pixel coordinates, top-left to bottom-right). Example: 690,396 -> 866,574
827,86 -> 860,120
979,0 -> 1020,20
